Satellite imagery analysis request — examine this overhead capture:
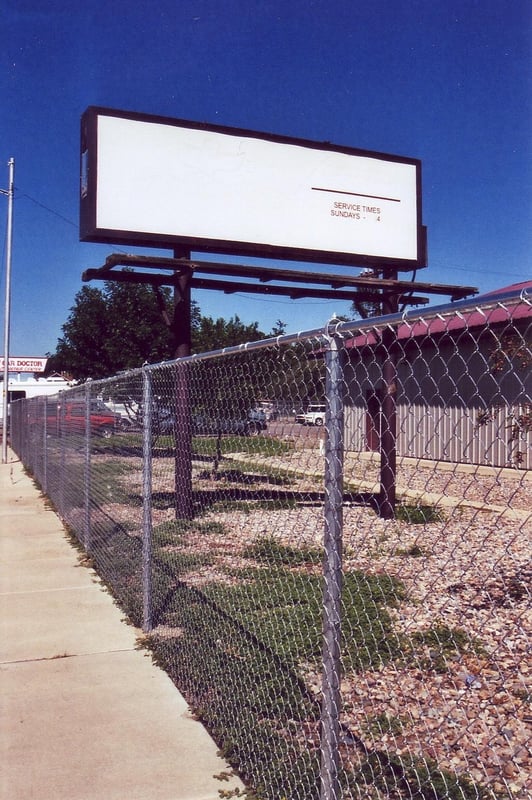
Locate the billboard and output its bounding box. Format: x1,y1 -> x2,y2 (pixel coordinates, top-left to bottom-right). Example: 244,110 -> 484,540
81,107 -> 423,268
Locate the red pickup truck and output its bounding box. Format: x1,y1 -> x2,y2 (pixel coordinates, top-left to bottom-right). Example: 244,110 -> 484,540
44,400 -> 118,438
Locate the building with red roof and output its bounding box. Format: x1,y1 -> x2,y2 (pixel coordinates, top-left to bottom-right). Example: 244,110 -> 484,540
342,281 -> 531,468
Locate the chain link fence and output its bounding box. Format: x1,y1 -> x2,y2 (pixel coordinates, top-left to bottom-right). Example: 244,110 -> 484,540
10,288 -> 531,800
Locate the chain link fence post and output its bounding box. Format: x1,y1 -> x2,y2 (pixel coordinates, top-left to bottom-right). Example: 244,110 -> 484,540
142,366 -> 154,632
174,360 -> 194,520
42,397 -> 48,495
58,398 -> 66,518
320,322 -> 344,800
83,380 -> 92,551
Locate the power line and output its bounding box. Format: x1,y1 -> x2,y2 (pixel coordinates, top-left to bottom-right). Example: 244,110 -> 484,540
17,190 -> 78,228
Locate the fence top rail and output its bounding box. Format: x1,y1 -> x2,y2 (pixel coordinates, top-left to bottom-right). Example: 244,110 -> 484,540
161,282 -> 531,367
12,284 -> 528,403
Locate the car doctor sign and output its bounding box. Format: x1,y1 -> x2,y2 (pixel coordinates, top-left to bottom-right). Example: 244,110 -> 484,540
81,107 -> 423,269
0,357 -> 48,373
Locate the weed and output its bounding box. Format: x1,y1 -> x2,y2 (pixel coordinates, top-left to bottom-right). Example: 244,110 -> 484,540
353,751 -> 494,800
362,712 -> 407,738
395,543 -> 428,557
155,550 -> 213,575
396,505 -> 444,524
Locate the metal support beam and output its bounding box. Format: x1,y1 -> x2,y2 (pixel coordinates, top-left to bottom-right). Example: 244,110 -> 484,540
82,252 -> 477,301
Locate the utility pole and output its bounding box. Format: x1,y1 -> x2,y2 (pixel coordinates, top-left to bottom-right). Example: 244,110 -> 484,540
1,158 -> 14,464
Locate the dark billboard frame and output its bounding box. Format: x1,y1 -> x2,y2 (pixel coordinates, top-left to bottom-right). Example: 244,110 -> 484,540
80,106 -> 424,271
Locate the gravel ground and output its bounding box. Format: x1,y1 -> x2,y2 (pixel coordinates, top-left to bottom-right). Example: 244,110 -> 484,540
173,448 -> 531,798
94,446 -> 531,798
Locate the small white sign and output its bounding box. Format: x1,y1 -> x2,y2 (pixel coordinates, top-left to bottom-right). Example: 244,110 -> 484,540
0,357 -> 48,372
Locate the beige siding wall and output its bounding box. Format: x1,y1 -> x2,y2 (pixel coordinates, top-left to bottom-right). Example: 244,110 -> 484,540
343,326 -> 531,469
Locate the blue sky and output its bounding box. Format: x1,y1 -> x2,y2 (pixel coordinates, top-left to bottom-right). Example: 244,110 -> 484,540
1,0 -> 531,358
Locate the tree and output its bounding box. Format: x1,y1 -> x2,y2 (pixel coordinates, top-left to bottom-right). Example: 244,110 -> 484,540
47,282 -> 175,380
47,280 -> 275,381
349,269 -> 385,320
192,314 -> 265,353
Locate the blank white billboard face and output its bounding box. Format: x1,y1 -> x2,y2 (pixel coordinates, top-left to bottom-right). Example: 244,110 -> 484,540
81,108 -> 422,267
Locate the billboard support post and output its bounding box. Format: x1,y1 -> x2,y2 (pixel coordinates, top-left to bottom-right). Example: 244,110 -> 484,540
172,249 -> 194,520
378,269 -> 399,519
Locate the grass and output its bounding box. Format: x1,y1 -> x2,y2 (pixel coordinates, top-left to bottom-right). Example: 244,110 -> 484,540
152,518 -> 226,546
90,433 -> 142,454
242,536 -> 322,566
396,504 -> 444,524
143,558 -> 492,800
408,624 -> 486,674
350,751 -> 496,800
196,566 -> 405,671
155,550 -> 214,575
193,435 -> 295,458
362,712 -> 407,738
100,432 -> 295,457
90,460 -> 136,504
208,498 -> 300,513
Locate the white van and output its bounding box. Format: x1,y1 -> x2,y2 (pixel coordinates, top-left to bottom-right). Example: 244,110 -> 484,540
1,375 -> 72,422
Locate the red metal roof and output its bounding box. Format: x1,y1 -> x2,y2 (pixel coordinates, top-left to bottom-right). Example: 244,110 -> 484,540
345,280 -> 531,348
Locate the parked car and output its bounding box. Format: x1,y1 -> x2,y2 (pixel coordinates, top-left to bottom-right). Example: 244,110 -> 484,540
193,408 -> 267,437
152,406 -> 176,435
295,404 -> 326,426
112,406 -> 268,438
40,400 -> 119,438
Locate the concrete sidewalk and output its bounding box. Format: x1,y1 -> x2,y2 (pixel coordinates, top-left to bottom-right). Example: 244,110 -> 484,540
0,449 -> 244,799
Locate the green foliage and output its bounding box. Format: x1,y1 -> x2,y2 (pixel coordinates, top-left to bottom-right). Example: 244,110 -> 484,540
77,491 -> 492,800
89,460 -> 136,504
208,498 -> 299,513
199,568 -> 404,671
145,562 -> 493,800
47,281 -> 281,381
155,550 -> 213,575
85,519 -> 144,626
47,281 -> 176,379
145,584 -> 321,800
192,314 -> 265,353
90,432 -> 142,455
362,712 -> 407,738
